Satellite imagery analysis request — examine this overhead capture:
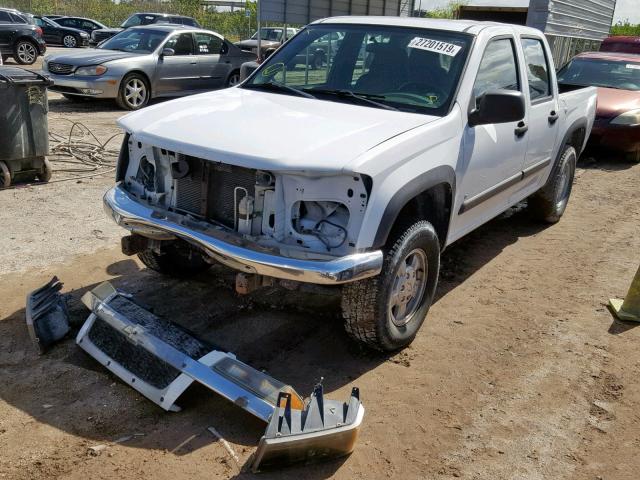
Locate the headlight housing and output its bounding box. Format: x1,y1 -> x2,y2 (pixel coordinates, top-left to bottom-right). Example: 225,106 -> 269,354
80,32 -> 89,37
75,65 -> 108,76
611,109 -> 640,126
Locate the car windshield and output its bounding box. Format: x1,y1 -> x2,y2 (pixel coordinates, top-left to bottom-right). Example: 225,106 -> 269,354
251,28 -> 283,41
121,14 -> 157,29
99,28 -> 167,53
558,57 -> 640,91
243,24 -> 472,116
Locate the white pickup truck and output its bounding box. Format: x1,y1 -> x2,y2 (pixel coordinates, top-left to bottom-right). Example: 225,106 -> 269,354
105,17 -> 596,351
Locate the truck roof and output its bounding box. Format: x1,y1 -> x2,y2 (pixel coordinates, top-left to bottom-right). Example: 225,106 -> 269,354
313,16 -> 542,36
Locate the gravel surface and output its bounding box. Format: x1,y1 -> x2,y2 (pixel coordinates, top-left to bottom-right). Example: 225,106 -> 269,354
1,50 -> 640,480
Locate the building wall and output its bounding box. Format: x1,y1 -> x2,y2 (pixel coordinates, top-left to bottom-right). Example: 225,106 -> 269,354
527,0 -> 617,41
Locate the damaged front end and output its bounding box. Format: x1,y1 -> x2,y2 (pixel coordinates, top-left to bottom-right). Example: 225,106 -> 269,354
77,281 -> 364,471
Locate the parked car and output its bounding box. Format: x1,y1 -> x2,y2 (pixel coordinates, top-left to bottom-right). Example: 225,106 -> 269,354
44,25 -> 255,110
54,16 -> 108,37
601,36 -> 640,54
235,27 -> 298,58
558,51 -> 640,162
32,15 -> 89,48
0,7 -> 46,65
91,12 -> 201,46
104,18 -> 596,351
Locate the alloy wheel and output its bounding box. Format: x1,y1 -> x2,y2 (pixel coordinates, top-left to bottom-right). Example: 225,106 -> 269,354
63,35 -> 77,48
227,73 -> 240,87
124,78 -> 147,108
17,42 -> 36,64
388,248 -> 428,327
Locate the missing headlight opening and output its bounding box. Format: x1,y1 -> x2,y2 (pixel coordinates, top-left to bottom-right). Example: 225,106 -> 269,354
135,156 -> 155,192
292,201 -> 349,251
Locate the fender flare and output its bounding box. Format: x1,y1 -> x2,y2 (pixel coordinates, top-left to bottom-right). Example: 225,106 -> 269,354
371,165 -> 456,249
558,117 -> 588,160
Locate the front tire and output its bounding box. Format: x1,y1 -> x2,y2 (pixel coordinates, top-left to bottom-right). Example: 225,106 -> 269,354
341,221 -> 440,351
62,35 -> 78,48
528,145 -> 576,223
226,70 -> 240,87
116,73 -> 150,110
138,242 -> 211,276
0,160 -> 11,188
14,40 -> 38,65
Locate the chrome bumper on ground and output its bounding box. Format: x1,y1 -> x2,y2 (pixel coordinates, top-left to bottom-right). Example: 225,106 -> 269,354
104,185 -> 383,285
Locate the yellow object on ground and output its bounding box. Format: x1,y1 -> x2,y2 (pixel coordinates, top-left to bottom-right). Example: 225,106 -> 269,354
609,265 -> 640,322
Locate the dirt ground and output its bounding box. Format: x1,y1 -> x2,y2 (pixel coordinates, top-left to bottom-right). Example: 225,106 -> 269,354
1,51 -> 640,480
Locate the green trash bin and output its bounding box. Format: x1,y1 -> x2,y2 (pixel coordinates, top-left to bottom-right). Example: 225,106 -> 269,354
0,66 -> 52,188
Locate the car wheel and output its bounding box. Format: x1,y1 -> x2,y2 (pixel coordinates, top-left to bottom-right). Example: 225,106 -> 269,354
226,70 -> 240,87
116,73 -> 150,110
528,145 -> 576,223
311,54 -> 323,70
14,40 -> 38,65
341,220 -> 440,351
138,241 -> 211,276
0,161 -> 11,188
38,158 -> 53,182
62,34 -> 78,48
625,149 -> 640,163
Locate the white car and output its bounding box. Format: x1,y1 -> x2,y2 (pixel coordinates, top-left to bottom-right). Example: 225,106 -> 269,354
104,17 -> 596,351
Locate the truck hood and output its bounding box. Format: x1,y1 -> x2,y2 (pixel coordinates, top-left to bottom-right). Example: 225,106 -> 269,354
45,48 -> 139,66
118,87 -> 437,173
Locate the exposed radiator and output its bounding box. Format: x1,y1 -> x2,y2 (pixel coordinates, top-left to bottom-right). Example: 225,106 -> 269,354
174,156 -> 257,229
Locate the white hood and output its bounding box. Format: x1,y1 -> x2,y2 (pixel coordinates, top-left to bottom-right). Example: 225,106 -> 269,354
117,87 -> 438,173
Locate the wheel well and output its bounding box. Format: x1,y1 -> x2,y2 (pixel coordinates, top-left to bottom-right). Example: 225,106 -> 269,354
387,183 -> 452,249
567,127 -> 586,155
15,36 -> 37,47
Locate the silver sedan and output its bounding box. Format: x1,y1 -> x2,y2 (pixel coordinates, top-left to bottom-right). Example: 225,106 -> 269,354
43,25 -> 256,110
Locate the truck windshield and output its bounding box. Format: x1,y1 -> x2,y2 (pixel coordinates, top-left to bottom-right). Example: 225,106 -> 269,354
558,57 -> 640,91
243,24 -> 472,116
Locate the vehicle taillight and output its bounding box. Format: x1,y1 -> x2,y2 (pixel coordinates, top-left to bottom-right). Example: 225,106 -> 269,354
35,26 -> 43,37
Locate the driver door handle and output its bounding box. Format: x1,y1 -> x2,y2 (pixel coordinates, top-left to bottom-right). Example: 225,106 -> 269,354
548,110 -> 559,124
514,121 -> 528,137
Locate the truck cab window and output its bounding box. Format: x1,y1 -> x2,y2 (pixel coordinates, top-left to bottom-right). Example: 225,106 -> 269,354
473,38 -> 520,100
521,38 -> 551,100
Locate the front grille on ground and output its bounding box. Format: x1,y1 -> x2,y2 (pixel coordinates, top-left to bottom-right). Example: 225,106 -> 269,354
175,156 -> 257,229
47,62 -> 74,75
86,296 -> 210,389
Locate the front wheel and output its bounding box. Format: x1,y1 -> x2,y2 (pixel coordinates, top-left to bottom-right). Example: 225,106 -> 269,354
341,221 -> 440,351
116,73 -> 150,110
226,70 -> 240,87
62,35 -> 78,48
528,145 -> 576,223
14,40 -> 38,65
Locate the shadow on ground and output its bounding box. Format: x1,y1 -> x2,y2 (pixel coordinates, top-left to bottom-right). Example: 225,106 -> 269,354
0,202 -> 548,474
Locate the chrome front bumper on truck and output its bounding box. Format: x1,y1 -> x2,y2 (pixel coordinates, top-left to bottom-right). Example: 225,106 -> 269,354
104,185 -> 384,285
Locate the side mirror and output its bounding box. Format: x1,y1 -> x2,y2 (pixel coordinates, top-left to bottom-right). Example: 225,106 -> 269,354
468,90 -> 525,127
161,47 -> 175,57
240,61 -> 260,81
220,42 -> 228,55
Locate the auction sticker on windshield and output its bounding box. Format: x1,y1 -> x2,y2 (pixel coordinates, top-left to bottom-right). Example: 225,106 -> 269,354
408,37 -> 461,57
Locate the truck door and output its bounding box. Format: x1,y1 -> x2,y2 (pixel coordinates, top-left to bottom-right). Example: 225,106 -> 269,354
518,37 -> 559,187
453,37 -> 529,236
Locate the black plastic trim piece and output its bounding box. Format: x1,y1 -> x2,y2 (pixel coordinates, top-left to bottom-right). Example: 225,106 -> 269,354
371,165 -> 455,249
